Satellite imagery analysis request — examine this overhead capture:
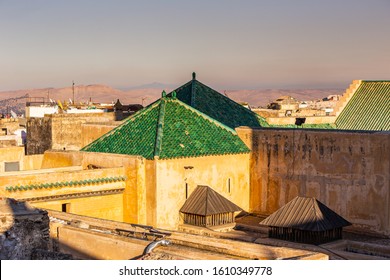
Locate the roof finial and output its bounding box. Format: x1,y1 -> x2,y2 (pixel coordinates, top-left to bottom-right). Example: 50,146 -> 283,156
172,90 -> 177,99
192,72 -> 196,80
162,90 -> 167,98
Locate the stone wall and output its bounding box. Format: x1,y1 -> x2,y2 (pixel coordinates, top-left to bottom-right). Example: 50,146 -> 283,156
51,113 -> 116,151
26,112 -> 117,155
26,117 -> 52,155
0,198 -> 49,259
236,127 -> 390,236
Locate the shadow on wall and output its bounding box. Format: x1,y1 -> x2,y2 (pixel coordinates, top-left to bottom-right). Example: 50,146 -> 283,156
0,198 -> 73,260
0,198 -> 168,260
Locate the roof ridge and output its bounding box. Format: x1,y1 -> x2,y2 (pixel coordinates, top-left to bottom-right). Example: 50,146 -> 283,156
193,79 -> 264,116
191,78 -> 196,107
192,79 -> 269,126
153,98 -> 166,158
167,97 -> 239,135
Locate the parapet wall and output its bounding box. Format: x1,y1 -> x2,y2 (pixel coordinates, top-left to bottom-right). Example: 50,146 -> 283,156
236,127 -> 390,236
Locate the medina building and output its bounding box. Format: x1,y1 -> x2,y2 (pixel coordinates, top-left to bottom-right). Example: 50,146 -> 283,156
1,73 -> 265,230
1,75 -> 389,236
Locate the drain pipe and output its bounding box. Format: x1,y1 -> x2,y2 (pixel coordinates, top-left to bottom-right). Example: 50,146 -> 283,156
143,240 -> 171,255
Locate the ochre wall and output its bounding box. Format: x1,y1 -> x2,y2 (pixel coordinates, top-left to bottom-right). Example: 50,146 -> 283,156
1,165 -> 126,222
236,127 -> 390,236
154,153 -> 250,229
38,150 -> 144,224
0,147 -> 43,171
41,150 -> 83,168
32,193 -> 123,222
78,151 -> 143,224
56,226 -> 149,259
26,112 -> 117,155
50,113 -> 117,151
22,155 -> 44,170
81,123 -> 120,147
0,146 -> 25,172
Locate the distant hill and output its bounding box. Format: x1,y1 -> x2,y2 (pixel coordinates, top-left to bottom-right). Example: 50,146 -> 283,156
0,84 -> 343,115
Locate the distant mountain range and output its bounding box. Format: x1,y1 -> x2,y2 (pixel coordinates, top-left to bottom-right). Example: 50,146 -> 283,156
0,84 -> 344,115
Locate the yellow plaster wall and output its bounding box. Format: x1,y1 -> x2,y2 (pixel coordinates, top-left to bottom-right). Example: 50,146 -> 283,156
79,151 -> 143,224
50,112 -> 117,151
0,146 -> 25,172
154,154 -> 250,229
41,150 -> 83,168
143,160 -> 156,226
39,151 -> 145,224
31,193 -> 123,222
81,123 -> 120,147
22,155 -> 44,170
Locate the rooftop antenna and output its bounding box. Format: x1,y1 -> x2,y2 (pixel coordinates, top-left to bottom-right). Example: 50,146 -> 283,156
72,80 -> 75,105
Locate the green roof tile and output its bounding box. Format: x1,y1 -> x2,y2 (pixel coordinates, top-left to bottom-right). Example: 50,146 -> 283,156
167,76 -> 269,129
81,95 -> 250,159
335,81 -> 390,131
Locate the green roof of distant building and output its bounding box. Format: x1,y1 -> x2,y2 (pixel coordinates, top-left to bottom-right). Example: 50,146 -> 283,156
335,81 -> 390,131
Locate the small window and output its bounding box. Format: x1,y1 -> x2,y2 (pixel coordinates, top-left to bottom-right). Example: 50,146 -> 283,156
61,203 -> 70,213
295,118 -> 306,126
227,178 -> 231,193
4,162 -> 20,172
185,183 -> 189,199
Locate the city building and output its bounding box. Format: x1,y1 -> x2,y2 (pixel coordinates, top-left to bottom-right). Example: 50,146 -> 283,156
0,75 -> 389,260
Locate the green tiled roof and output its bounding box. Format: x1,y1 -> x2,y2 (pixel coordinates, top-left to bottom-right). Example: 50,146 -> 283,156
335,81 -> 390,131
167,73 -> 269,129
81,95 -> 250,159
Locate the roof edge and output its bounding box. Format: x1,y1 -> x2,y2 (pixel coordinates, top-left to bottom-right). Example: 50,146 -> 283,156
81,101 -> 161,151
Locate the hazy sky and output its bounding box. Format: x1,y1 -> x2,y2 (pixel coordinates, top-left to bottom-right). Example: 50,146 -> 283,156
1,0 -> 389,91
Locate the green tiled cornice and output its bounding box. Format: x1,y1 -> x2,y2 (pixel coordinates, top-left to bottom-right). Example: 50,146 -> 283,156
5,176 -> 127,192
